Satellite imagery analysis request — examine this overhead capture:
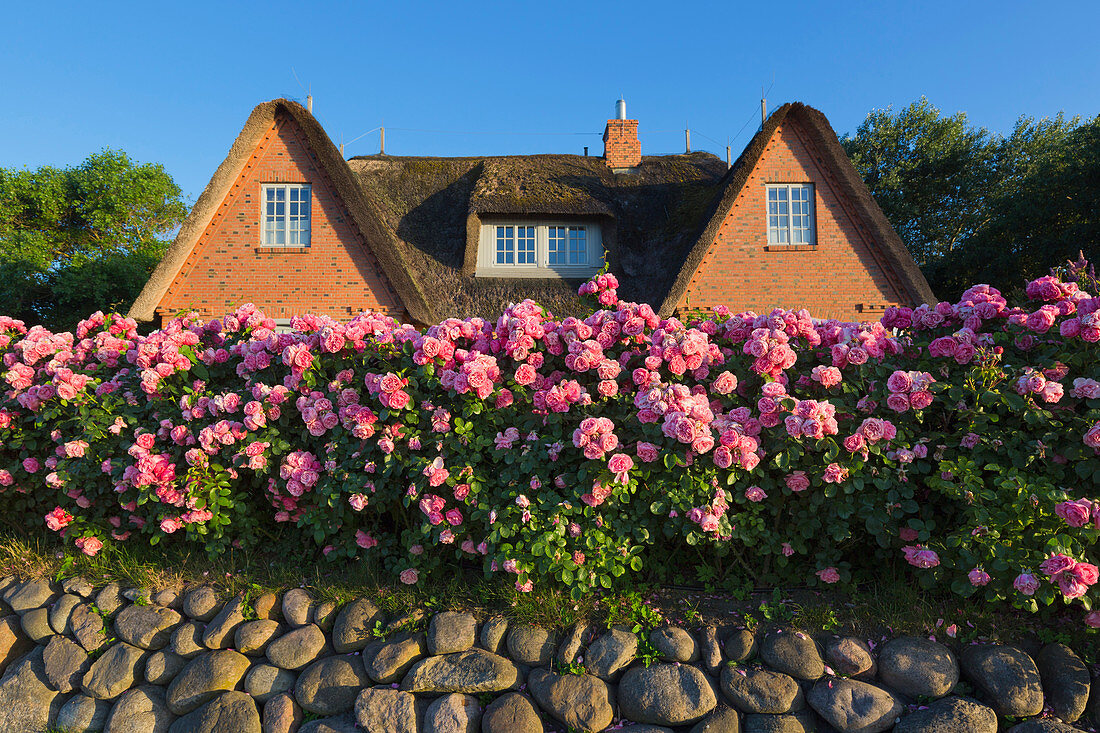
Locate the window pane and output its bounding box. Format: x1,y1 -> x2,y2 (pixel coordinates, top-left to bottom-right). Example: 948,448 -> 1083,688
517,226 -> 535,264
548,226 -> 566,265
496,226 -> 514,264
569,227 -> 587,264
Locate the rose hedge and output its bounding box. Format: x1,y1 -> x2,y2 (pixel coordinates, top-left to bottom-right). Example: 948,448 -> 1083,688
2,263 -> 1099,626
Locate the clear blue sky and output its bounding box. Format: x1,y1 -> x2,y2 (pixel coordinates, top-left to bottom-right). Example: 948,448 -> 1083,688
3,1 -> 1098,203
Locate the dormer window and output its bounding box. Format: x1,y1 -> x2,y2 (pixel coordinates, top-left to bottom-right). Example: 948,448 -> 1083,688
262,183 -> 311,246
477,221 -> 602,277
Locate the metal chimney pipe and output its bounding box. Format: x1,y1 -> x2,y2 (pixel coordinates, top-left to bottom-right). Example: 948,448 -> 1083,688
615,99 -> 627,120
685,129 -> 691,154
307,95 -> 313,113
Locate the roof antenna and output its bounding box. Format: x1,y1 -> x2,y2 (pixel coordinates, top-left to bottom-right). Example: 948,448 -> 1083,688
292,68 -> 312,113
760,72 -> 775,129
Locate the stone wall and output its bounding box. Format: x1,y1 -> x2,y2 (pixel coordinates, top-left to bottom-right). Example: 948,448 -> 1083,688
0,575 -> 1097,733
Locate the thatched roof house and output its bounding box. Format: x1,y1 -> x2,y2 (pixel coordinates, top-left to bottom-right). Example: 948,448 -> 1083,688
130,99 -> 933,327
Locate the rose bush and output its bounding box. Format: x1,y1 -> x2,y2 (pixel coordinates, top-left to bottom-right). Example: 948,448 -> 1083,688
1,263 -> 1099,625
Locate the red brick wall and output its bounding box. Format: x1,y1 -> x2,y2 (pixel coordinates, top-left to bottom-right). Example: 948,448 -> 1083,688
676,120 -> 907,322
157,112 -> 404,323
603,119 -> 641,168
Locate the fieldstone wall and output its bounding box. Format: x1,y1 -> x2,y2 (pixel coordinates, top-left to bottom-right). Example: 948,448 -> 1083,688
0,574 -> 1098,733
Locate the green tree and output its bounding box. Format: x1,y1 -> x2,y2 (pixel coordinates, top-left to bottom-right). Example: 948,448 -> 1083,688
842,98 -> 1094,299
0,149 -> 187,330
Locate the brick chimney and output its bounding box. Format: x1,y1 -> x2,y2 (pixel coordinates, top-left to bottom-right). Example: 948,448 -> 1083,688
603,99 -> 640,169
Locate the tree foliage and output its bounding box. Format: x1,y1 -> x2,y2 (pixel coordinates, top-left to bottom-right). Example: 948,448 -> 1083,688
0,149 -> 186,331
842,98 -> 1098,299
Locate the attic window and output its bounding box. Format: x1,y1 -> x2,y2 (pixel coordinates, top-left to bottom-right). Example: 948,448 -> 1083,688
262,184 -> 311,246
478,222 -> 602,278
766,184 -> 814,246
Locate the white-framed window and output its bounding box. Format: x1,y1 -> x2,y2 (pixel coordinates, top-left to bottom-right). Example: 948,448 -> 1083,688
262,184 -> 311,246
766,183 -> 814,246
477,222 -> 602,277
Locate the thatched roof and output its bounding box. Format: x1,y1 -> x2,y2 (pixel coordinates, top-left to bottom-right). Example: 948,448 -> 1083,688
349,151 -> 728,320
132,99 -> 934,325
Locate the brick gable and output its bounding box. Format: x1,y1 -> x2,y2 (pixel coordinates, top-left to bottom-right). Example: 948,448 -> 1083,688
675,120 -> 908,322
156,111 -> 404,323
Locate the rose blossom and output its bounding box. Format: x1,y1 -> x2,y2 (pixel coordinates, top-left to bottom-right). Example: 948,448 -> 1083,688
785,472 -> 810,492
902,545 -> 940,568
816,567 -> 840,583
1055,499 -> 1093,528
355,530 -> 378,548
1040,553 -> 1077,577
1086,610 -> 1100,628
968,567 -> 991,586
45,506 -> 73,531
74,536 -> 103,556
399,568 -> 419,584
1013,572 -> 1040,595
744,486 -> 767,502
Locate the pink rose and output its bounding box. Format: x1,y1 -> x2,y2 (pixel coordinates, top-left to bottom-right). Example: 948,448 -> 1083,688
785,472 -> 810,493
355,530 -> 378,549
1069,562 -> 1099,586
1085,610 -> 1100,628
1040,553 -> 1077,577
886,371 -> 912,393
445,508 -> 463,526
843,434 -> 865,453
22,457 -> 40,474
711,371 -> 738,395
886,393 -> 911,413
1055,499 -> 1093,528
899,527 -> 919,542
635,442 -> 659,463
744,486 -> 767,502
816,567 -> 840,584
902,545 -> 940,568
821,463 -> 849,484
1057,572 -> 1088,599
968,568 -> 991,586
45,506 -> 73,531
74,536 -> 103,557
1013,572 -> 1040,595
399,568 -> 419,584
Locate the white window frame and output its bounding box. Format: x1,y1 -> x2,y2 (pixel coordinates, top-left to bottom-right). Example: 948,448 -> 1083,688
261,183 -> 312,246
476,221 -> 602,278
766,183 -> 815,246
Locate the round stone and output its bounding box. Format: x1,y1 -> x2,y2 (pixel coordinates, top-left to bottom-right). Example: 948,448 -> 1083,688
650,626 -> 699,662
165,648 -> 251,715
245,663 -> 297,704
265,623 -> 329,670
82,641 -> 146,700
721,665 -> 800,714
427,611 -> 477,655
168,690 -> 261,733
959,644 -> 1044,718
619,662 -> 718,726
528,668 -> 614,732
282,588 -> 314,627
584,627 -> 638,680
481,692 -> 542,733
807,678 -> 903,733
294,655 -> 372,715
104,685 -> 173,733
330,597 -> 383,653
878,636 -> 958,699
760,629 -> 824,681
113,603 -> 183,650
235,619 -> 282,656
181,586 -> 220,621
893,696 -> 997,733
506,624 -> 558,666
144,650 -> 186,685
